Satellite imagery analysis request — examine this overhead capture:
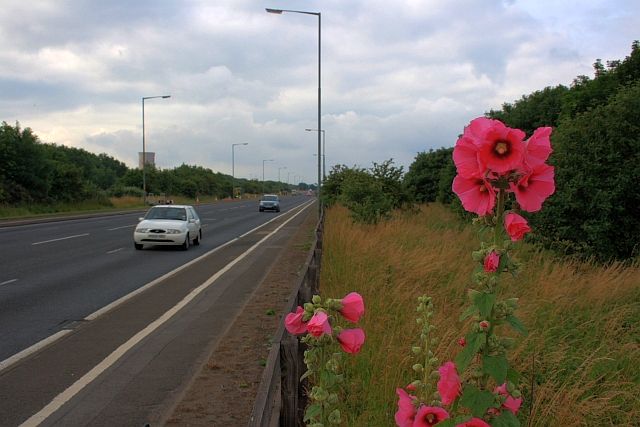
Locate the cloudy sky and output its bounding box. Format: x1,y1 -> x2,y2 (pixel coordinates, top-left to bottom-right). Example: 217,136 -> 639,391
1,1 -> 638,184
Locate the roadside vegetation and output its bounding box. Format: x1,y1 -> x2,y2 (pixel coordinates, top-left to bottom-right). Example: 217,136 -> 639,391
320,204 -> 639,426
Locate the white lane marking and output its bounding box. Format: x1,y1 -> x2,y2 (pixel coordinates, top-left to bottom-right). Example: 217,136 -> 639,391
0,199 -> 313,375
108,224 -> 135,231
32,233 -> 90,246
18,200 -> 314,426
0,279 -> 18,286
0,330 -> 72,372
106,248 -> 124,254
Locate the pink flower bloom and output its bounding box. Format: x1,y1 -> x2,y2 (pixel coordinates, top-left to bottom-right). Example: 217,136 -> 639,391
337,328 -> 366,354
452,174 -> 496,216
524,126 -> 553,167
413,405 -> 449,427
467,117 -> 526,174
457,337 -> 466,347
479,320 -> 490,330
306,311 -> 332,337
395,388 -> 417,427
504,212 -> 532,241
453,135 -> 483,178
437,362 -> 461,405
284,306 -> 308,335
340,292 -> 365,323
483,251 -> 500,273
495,383 -> 523,414
510,163 -> 555,212
455,418 -> 491,427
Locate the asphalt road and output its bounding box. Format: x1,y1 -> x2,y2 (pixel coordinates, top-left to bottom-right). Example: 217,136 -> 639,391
0,195 -> 316,426
0,195 -> 311,362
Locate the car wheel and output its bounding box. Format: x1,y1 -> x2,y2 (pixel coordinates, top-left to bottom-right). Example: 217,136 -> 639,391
181,236 -> 190,251
259,208 -> 263,212
134,243 -> 143,250
276,208 -> 280,212
193,230 -> 201,246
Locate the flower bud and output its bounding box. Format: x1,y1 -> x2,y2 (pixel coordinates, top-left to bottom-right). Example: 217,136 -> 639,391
312,386 -> 329,401
457,337 -> 466,347
429,357 -> 439,365
412,346 -> 422,355
412,364 -> 424,373
312,295 -> 321,304
304,302 -> 315,312
512,389 -> 522,398
328,393 -> 339,404
328,409 -> 341,424
479,320 -> 490,330
416,318 -> 424,324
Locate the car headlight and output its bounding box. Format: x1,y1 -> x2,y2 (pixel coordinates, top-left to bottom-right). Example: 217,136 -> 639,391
165,229 -> 182,234
136,228 -> 149,233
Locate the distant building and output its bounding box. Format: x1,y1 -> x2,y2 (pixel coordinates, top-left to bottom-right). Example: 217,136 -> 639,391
138,152 -> 156,169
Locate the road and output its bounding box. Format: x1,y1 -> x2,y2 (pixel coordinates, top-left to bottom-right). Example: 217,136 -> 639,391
0,195 -> 315,426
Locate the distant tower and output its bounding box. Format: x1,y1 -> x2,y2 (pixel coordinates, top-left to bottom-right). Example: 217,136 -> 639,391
138,152 -> 156,169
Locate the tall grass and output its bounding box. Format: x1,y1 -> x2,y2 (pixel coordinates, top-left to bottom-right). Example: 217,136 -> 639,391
320,204 -> 640,426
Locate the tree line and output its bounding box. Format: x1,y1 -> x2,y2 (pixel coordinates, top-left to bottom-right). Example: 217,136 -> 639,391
324,42 -> 640,262
0,122 -> 307,207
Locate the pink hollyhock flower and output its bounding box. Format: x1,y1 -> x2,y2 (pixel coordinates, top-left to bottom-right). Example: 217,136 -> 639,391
453,135 -> 483,178
504,212 -> 532,242
413,405 -> 449,426
406,383 -> 417,392
452,174 -> 496,216
510,163 -> 555,212
457,337 -> 466,347
284,306 -> 307,335
479,320 -> 490,330
395,388 -> 417,427
306,311 -> 332,337
483,251 -> 500,273
524,126 -> 553,167
340,292 -> 365,323
337,328 -> 366,354
495,383 -> 523,414
466,117 -> 526,174
455,418 -> 491,427
437,362 -> 461,405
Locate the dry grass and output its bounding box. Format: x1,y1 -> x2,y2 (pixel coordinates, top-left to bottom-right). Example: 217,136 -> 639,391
320,204 -> 640,426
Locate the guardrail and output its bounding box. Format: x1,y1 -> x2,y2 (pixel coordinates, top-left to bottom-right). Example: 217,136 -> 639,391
248,211 -> 324,427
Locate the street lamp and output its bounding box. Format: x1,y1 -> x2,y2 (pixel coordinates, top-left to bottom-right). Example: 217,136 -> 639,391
306,128 -> 325,181
142,95 -> 170,203
232,143 -> 249,198
262,159 -> 274,193
267,7 -> 322,217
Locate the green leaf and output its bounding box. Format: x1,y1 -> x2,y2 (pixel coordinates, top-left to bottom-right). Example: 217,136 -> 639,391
454,332 -> 486,372
506,367 -> 521,385
459,304 -> 478,321
491,410 -> 521,427
482,354 -> 508,384
303,403 -> 322,422
475,292 -> 496,318
506,315 -> 528,335
459,384 -> 495,417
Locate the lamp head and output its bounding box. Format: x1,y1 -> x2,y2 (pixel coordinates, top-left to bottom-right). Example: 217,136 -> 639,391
265,8 -> 283,14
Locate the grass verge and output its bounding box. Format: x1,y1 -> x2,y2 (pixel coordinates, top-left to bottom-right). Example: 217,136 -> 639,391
320,204 -> 639,426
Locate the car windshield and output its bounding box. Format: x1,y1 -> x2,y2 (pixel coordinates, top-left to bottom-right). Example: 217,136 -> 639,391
145,207 -> 187,221
262,195 -> 278,201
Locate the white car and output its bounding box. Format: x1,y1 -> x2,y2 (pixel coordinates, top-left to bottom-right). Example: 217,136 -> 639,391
259,194 -> 281,212
133,205 -> 202,250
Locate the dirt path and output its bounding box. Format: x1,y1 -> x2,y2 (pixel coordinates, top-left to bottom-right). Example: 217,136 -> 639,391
163,208 -> 317,426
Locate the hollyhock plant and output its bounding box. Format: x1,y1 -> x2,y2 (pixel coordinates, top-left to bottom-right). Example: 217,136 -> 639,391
437,362 -> 461,405
413,405 -> 449,426
395,388 -> 417,427
483,251 -> 500,273
524,126 -> 553,167
339,291 -> 365,323
495,383 -> 523,414
465,117 -> 526,174
284,292 -> 366,425
284,306 -> 307,335
511,163 -> 555,212
452,174 -> 496,216
456,418 -> 491,427
337,328 -> 366,354
504,212 -> 532,241
452,135 -> 483,178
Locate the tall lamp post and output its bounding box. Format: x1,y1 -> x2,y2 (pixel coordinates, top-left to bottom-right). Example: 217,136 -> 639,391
306,128 -> 325,181
266,7 -> 322,217
232,143 -> 248,198
142,95 -> 170,203
262,159 -> 274,194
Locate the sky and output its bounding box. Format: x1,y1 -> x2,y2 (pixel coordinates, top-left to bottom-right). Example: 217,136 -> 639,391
1,0 -> 638,185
